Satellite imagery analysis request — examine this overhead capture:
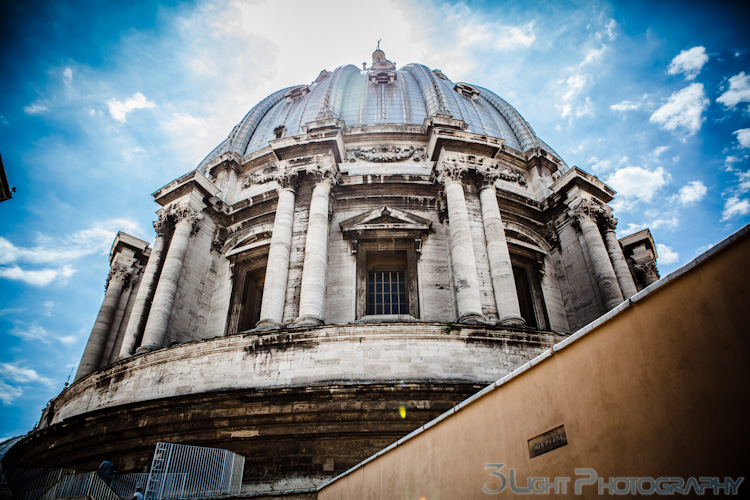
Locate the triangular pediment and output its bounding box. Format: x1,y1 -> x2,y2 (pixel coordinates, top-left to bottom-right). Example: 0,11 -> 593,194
340,206 -> 432,238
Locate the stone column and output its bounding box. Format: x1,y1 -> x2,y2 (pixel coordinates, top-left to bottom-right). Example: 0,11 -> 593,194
117,219 -> 168,359
440,166 -> 486,323
477,174 -> 525,326
256,173 -> 298,330
637,260 -> 660,286
75,265 -> 130,380
137,207 -> 200,352
600,214 -> 638,299
296,170 -> 336,327
571,200 -> 624,310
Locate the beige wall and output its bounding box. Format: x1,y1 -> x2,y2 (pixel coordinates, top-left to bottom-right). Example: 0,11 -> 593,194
318,226 -> 750,499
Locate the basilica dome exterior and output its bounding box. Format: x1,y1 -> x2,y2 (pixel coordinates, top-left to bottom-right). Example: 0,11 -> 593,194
5,50 -> 659,496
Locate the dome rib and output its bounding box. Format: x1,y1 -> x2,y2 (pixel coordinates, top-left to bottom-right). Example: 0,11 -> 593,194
401,64 -> 448,116
475,86 -> 540,152
230,88 -> 289,155
195,60 -> 567,172
318,65 -> 359,120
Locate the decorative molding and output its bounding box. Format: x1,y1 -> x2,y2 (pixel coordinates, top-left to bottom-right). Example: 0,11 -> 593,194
284,85 -> 310,102
212,227 -> 228,252
544,221 -> 561,251
432,69 -> 449,80
345,145 -> 425,163
454,83 -> 480,100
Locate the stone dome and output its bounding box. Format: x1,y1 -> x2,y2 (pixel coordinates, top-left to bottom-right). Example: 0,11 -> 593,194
197,51 -> 567,172
7,48 -> 665,498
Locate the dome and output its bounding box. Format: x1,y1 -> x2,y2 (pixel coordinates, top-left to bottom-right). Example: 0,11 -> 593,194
196,52 -> 567,172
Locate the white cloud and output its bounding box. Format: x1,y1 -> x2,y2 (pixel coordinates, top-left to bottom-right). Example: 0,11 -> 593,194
721,196 -> 750,221
62,67 -> 73,86
107,92 -> 156,122
650,83 -> 709,136
609,93 -> 653,113
670,181 -> 707,205
717,72 -> 750,109
620,214 -> 680,236
652,146 -> 669,157
734,128 -> 750,148
562,74 -> 586,102
656,243 -> 680,265
494,21 -> 536,50
0,266 -> 75,287
23,101 -> 48,114
610,100 -> 639,112
0,363 -> 56,388
667,46 -> 708,81
605,166 -> 671,212
0,382 -> 22,405
0,218 -> 142,266
0,218 -> 142,287
737,171 -> 750,194
42,301 -> 54,316
9,322 -> 51,342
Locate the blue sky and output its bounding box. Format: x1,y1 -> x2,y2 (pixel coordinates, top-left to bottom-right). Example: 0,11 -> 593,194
1,0 -> 749,439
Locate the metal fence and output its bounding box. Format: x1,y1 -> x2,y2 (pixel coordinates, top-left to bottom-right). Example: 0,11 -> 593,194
110,472 -> 150,498
4,468 -> 76,500
38,471 -> 121,500
144,442 -> 244,500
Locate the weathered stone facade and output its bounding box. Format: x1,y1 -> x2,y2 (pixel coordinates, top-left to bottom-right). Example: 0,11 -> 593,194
7,50 -> 658,495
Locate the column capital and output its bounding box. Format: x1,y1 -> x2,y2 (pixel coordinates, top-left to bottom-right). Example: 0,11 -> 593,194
433,159 -> 470,185
245,164 -> 301,192
107,264 -> 132,287
599,212 -> 618,231
153,216 -> 170,236
474,166 -> 527,189
305,162 -> 340,188
635,259 -> 660,281
568,198 -> 606,224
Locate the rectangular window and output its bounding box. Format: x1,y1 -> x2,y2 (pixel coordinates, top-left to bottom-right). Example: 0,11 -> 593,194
227,249 -> 268,335
367,271 -> 407,315
510,253 -> 549,330
356,246 -> 418,319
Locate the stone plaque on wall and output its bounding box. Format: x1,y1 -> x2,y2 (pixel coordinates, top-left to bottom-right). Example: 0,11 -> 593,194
528,424 -> 568,458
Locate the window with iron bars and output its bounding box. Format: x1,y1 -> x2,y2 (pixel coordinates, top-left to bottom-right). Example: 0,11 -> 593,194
367,270 -> 408,315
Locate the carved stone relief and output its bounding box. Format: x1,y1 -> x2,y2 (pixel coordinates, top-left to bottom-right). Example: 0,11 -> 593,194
345,145 -> 425,163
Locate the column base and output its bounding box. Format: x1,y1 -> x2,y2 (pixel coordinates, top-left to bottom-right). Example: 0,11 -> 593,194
135,344 -> 158,354
115,353 -> 133,362
294,315 -> 324,327
254,319 -> 285,331
457,312 -> 490,325
497,315 -> 526,327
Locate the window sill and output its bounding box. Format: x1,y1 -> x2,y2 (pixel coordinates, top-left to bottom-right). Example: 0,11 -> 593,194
355,314 -> 419,323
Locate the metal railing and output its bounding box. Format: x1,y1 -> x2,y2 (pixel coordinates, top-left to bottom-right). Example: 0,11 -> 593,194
4,468 -> 76,500
110,472 -> 150,498
38,471 -> 120,500
144,442 -> 245,499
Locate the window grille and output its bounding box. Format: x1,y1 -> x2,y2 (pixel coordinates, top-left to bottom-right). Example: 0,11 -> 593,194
367,271 -> 407,315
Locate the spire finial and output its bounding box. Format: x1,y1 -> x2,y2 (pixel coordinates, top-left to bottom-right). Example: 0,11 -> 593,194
377,39 -> 381,51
